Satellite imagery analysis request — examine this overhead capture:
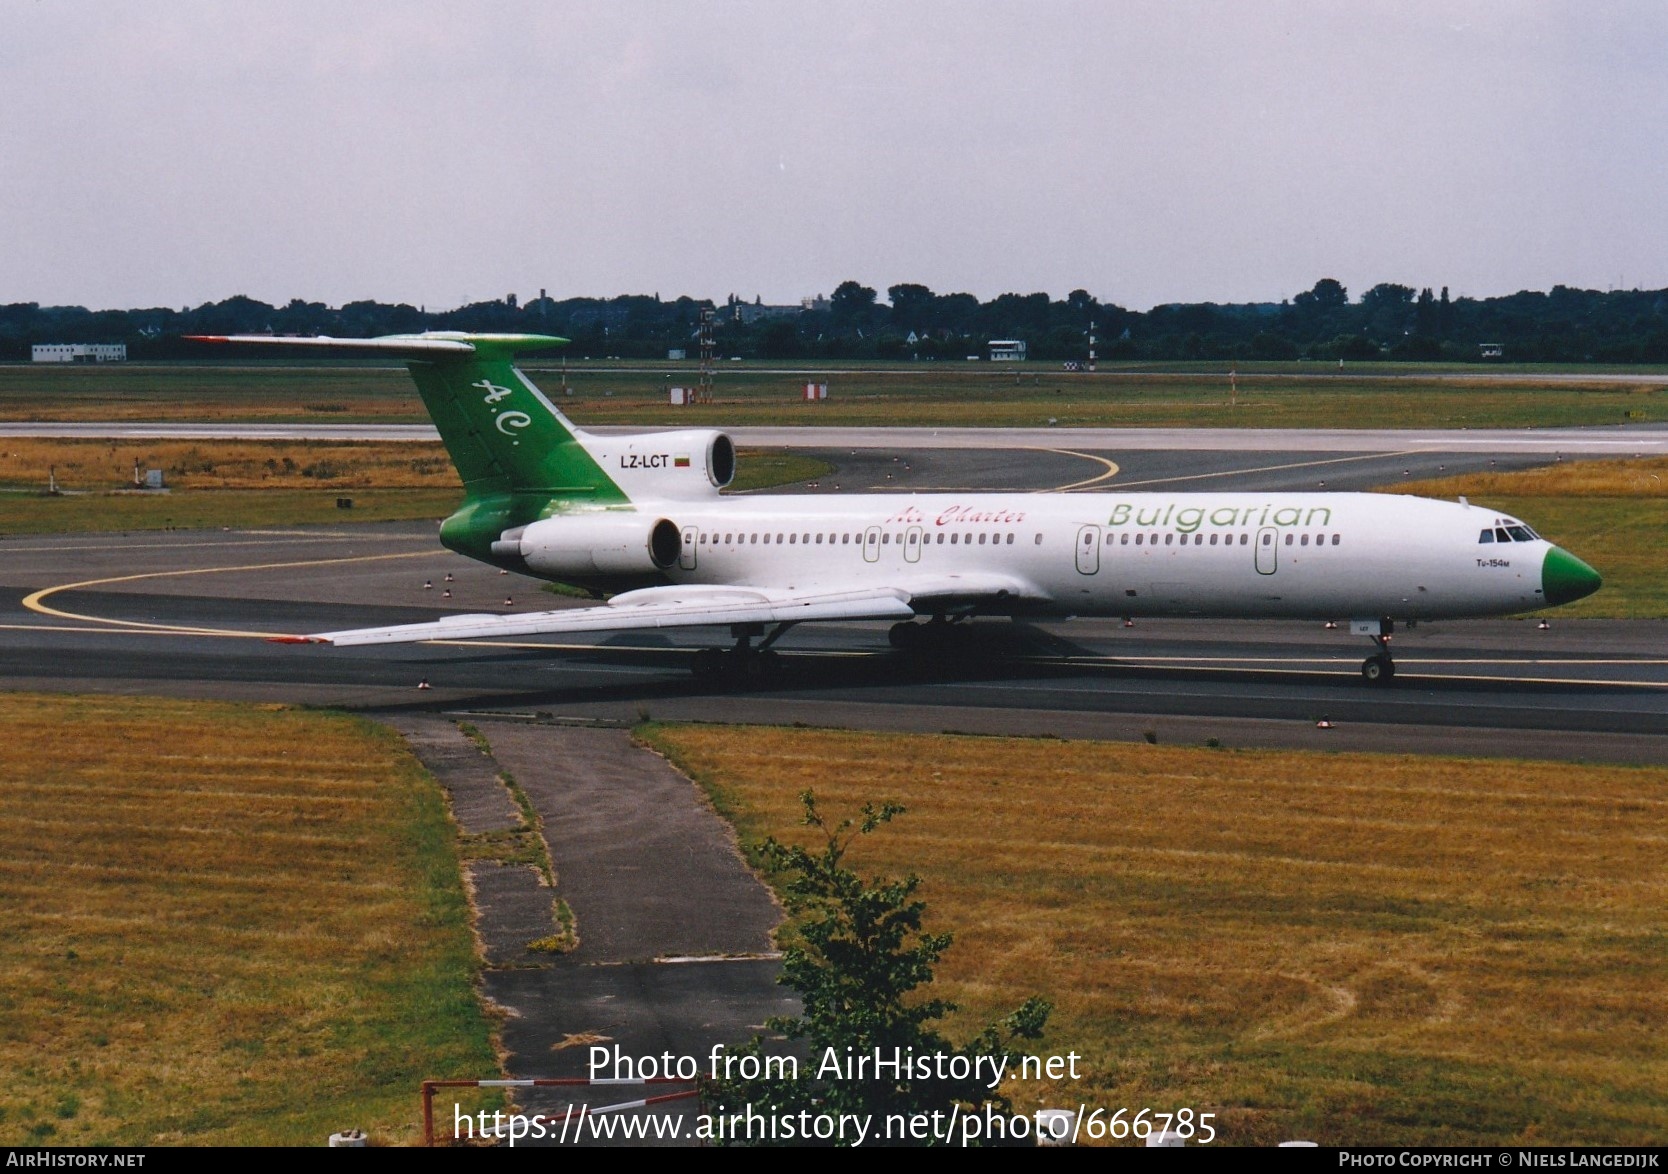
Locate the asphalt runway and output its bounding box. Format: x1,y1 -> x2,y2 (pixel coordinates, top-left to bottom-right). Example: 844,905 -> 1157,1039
2,439 -> 1663,764
8,421 -> 1668,457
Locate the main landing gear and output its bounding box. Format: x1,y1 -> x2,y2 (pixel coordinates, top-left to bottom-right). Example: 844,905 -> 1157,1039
690,622 -> 793,681
888,616 -> 967,653
1358,619 -> 1396,686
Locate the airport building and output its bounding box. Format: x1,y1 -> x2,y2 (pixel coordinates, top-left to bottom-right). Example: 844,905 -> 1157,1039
988,339 -> 1028,361
32,343 -> 127,363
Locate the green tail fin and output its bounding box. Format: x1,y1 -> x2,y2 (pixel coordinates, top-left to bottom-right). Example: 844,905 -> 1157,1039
403,334 -> 626,503
186,331 -> 629,564
397,334 -> 630,564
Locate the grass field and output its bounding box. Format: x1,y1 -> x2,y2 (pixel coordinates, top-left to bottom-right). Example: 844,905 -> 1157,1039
0,487 -> 463,534
0,438 -> 829,534
0,363 -> 422,423
0,694 -> 499,1145
1394,456 -> 1668,618
3,360 -> 1665,429
644,724 -> 1668,1147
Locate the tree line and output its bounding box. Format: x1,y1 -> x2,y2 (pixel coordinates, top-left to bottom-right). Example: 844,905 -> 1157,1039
4,277 -> 1667,363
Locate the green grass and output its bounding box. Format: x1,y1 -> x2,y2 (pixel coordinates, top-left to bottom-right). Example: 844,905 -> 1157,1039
4,360 -> 1665,429
0,694 -> 501,1145
729,448 -> 834,491
643,724 -> 1668,1147
0,487 -> 461,534
0,361 -> 420,423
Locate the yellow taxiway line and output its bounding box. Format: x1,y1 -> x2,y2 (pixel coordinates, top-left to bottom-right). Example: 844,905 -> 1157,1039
1032,448 -> 1122,492
20,550 -> 436,639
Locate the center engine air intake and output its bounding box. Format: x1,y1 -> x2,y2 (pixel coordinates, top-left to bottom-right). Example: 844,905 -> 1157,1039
512,515 -> 682,578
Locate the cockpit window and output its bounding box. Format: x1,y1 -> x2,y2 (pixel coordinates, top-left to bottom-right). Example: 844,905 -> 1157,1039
1483,523 -> 1543,543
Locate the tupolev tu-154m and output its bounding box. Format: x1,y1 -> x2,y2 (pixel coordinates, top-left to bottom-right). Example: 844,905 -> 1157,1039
191,332 -> 1602,684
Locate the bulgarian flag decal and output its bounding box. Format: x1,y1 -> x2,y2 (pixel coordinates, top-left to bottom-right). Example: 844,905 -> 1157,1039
674,454 -> 691,468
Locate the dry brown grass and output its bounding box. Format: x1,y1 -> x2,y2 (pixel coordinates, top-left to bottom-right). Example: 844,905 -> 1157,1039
0,694 -> 497,1145
1391,455 -> 1668,500
645,724 -> 1668,1146
0,438 -> 458,492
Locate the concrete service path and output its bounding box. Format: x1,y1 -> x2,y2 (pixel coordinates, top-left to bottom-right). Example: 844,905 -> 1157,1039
464,721 -> 789,1146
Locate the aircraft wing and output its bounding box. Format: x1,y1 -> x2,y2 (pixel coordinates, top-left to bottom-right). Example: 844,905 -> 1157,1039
285,584 -> 919,647
278,573 -> 1047,647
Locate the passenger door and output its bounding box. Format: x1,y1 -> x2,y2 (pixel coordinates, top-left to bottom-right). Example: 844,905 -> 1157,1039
1076,524 -> 1101,575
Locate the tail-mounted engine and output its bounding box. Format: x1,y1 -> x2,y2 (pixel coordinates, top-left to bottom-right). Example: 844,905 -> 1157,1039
497,514 -> 682,580
578,429 -> 735,497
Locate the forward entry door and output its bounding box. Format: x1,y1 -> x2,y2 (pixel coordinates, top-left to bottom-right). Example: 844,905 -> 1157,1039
1076,525 -> 1101,574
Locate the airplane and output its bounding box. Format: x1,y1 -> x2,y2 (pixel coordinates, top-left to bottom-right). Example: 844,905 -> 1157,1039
190,331 -> 1602,685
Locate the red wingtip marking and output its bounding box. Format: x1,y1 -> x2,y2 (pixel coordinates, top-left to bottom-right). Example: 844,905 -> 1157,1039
267,635 -> 322,644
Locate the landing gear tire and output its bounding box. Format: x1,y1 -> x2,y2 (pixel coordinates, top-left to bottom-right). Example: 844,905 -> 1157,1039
691,645 -> 783,681
692,647 -> 726,679
889,621 -> 922,650
1361,654 -> 1395,685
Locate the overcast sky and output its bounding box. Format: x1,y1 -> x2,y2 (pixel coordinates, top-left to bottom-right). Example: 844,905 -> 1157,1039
3,1 -> 1664,312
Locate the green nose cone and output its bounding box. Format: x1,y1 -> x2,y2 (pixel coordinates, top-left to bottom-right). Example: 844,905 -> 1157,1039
1542,546 -> 1602,606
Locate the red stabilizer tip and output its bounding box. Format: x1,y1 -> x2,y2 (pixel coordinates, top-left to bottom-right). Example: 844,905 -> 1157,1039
267,635 -> 319,644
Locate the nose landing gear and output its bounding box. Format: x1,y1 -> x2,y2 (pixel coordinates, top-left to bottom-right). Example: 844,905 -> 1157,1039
1357,618 -> 1396,686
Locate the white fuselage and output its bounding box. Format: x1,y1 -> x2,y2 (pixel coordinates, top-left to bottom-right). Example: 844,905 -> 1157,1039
604,490 -> 1552,621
